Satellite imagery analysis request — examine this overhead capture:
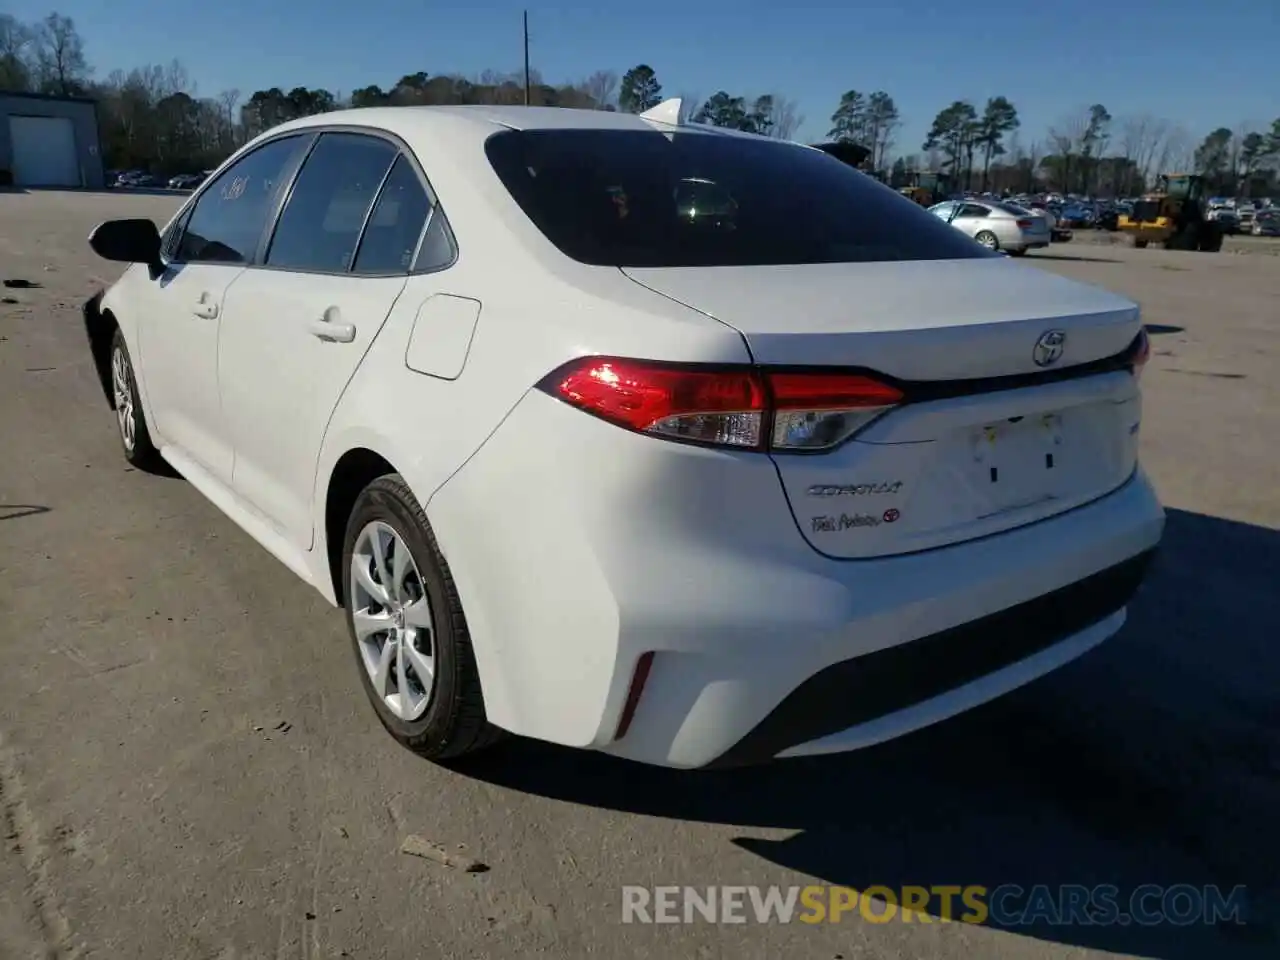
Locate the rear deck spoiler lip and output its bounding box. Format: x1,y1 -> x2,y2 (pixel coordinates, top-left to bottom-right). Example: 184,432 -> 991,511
809,141 -> 872,167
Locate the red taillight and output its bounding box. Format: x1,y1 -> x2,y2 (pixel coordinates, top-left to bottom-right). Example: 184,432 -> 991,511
539,357 -> 903,452
1016,218 -> 1036,229
1129,328 -> 1150,378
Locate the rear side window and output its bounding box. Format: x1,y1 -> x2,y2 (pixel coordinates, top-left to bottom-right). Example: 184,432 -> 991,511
267,133 -> 397,273
484,129 -> 989,267
177,136 -> 303,264
353,155 -> 432,275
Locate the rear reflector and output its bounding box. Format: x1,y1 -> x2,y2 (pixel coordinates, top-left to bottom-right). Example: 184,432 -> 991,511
1128,328 -> 1150,378
539,358 -> 903,452
615,652 -> 655,740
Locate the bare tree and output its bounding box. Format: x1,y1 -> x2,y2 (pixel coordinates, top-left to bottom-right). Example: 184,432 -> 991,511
1027,139 -> 1044,192
1160,126 -> 1196,176
763,95 -> 804,141
163,59 -> 192,97
217,89 -> 242,150
1048,111 -> 1088,192
1119,114 -> 1173,190
32,13 -> 89,95
581,69 -> 618,110
677,91 -> 702,124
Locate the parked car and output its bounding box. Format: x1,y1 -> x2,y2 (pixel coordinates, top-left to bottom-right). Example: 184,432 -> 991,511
117,172 -> 161,188
1206,205 -> 1240,234
81,105 -> 1164,769
1251,210 -> 1280,237
167,173 -> 206,190
1058,203 -> 1095,228
927,199 -> 1052,254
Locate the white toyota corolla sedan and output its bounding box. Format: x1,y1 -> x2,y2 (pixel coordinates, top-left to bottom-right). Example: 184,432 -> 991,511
82,103 -> 1164,769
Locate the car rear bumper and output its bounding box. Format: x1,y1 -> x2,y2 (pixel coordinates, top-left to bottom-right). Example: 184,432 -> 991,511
425,390 -> 1165,769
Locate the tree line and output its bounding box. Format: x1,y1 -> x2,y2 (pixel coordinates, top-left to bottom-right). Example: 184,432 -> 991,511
2,10 -> 1277,196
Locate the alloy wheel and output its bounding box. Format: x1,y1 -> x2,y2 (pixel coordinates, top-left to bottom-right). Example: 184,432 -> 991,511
111,346 -> 136,452
350,521 -> 436,721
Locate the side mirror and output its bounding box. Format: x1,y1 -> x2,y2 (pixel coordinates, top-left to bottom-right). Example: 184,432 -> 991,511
88,218 -> 161,265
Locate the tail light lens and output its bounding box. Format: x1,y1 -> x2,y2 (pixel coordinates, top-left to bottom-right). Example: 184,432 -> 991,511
1128,327 -> 1150,378
538,358 -> 903,452
1016,218 -> 1036,229
768,372 -> 903,450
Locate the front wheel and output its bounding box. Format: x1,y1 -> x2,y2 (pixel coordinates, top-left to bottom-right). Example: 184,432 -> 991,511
342,475 -> 503,761
110,328 -> 159,467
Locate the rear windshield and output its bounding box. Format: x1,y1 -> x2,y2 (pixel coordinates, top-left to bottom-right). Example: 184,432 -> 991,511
483,129 -> 990,267
994,202 -> 1033,216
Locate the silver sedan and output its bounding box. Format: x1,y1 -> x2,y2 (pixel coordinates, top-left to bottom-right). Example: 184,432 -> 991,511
928,200 -> 1051,255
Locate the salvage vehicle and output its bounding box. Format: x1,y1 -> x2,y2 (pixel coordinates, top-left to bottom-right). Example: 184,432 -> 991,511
81,101 -> 1164,769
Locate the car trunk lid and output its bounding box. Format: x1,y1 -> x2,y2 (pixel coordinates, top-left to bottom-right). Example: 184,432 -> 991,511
622,258 -> 1144,558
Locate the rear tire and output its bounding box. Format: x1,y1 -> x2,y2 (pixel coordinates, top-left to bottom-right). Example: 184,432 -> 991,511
975,230 -> 999,251
1199,224 -> 1223,252
342,474 -> 503,762
109,328 -> 160,468
1133,239 -> 1149,249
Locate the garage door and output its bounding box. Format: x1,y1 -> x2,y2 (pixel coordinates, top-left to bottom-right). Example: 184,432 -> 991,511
9,115 -> 80,187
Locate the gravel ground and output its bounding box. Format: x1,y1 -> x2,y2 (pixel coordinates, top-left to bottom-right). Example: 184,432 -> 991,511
1,189 -> 1277,960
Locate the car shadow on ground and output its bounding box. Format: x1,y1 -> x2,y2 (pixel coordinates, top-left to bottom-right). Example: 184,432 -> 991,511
0,504 -> 50,521
1145,324 -> 1186,335
460,508 -> 1279,959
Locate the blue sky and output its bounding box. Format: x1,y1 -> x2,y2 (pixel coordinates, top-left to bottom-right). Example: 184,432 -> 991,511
8,0 -> 1277,151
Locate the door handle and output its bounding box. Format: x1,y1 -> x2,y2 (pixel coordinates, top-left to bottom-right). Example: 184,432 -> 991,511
192,293 -> 219,319
307,306 -> 356,343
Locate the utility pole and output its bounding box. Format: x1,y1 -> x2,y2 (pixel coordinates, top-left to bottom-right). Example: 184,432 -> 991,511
523,10 -> 531,106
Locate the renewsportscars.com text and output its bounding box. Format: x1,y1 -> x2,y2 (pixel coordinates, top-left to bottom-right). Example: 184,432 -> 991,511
621,884 -> 1249,927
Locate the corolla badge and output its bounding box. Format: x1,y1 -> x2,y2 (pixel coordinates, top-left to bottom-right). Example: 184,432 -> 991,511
1033,329 -> 1067,367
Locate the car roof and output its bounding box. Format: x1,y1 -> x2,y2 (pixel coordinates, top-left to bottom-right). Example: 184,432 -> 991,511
267,104 -> 780,147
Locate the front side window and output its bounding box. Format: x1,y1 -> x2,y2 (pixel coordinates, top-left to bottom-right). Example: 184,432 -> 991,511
266,133 -> 398,273
484,129 -> 990,267
176,136 -> 304,264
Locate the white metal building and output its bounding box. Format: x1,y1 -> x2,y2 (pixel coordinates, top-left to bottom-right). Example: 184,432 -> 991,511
0,91 -> 104,189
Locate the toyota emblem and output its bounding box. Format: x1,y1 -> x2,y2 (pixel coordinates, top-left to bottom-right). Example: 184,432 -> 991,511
1033,329 -> 1066,367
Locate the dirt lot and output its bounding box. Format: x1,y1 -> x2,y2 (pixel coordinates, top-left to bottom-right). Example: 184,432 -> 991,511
1,190 -> 1277,960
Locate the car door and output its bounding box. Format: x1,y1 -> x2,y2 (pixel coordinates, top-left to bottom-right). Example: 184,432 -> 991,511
217,132 -> 441,548
137,135 -> 309,484
949,203 -> 990,240
927,201 -> 956,223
